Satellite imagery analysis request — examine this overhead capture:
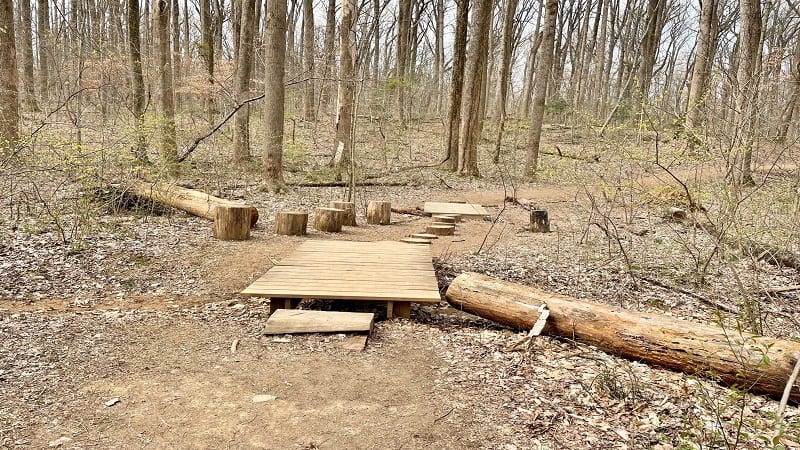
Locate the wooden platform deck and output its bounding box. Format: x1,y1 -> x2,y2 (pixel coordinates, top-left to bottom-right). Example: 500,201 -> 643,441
423,202 -> 489,218
241,240 -> 441,318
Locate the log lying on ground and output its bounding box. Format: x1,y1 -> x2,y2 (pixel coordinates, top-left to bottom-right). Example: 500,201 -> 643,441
128,181 -> 259,226
446,272 -> 800,402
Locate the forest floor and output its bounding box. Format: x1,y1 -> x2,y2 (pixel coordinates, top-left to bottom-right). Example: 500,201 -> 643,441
2,119 -> 800,449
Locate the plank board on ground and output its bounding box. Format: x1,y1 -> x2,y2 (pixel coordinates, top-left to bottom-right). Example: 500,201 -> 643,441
423,202 -> 489,217
263,309 -> 374,335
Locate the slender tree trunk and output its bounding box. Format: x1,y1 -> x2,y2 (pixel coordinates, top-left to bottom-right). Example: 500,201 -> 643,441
322,0 -> 336,106
734,0 -> 762,186
684,0 -> 717,133
302,0 -> 315,121
637,0 -> 666,100
0,0 -> 19,152
128,0 -> 148,163
263,0 -> 288,191
525,0 -> 557,178
332,0 -> 356,179
233,0 -> 257,162
456,0 -> 492,177
156,0 -> 177,166
37,0 -> 50,103
18,0 -> 37,111
396,0 -> 412,125
434,0 -> 444,114
199,0 -> 214,81
171,0 -> 182,85
443,0 -> 469,171
493,0 -> 519,162
182,0 -> 190,62
777,37 -> 800,143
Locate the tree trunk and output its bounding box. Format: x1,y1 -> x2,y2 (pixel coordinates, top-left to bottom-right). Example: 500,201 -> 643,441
525,0 -> 557,178
213,205 -> 253,241
684,0 -> 717,133
443,0 -> 469,171
457,0 -> 492,177
314,207 -> 345,232
396,0 -> 412,125
128,181 -> 259,226
446,272 -> 800,403
777,37 -> 800,143
366,201 -> 391,225
127,0 -> 148,163
733,0 -> 762,186
17,0 -> 37,111
36,0 -> 50,103
0,0 -> 19,151
263,0 -> 288,192
492,0 -> 519,162
332,0 -> 356,179
275,211 -> 309,235
199,0 -> 214,82
171,0 -> 181,85
156,0 -> 178,167
322,0 -> 337,106
434,0 -> 445,114
233,0 -> 257,162
302,0 -> 315,121
637,0 -> 666,100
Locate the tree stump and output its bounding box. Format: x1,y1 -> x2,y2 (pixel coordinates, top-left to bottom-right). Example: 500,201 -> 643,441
213,205 -> 253,240
400,237 -> 432,244
366,201 -> 391,225
330,201 -> 357,226
314,207 -> 344,232
411,233 -> 438,240
432,214 -> 459,224
427,224 -> 454,236
274,211 -> 308,236
530,209 -> 550,233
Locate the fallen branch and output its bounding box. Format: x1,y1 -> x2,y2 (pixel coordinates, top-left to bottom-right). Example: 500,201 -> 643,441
391,207 -> 431,217
446,272 -> 800,402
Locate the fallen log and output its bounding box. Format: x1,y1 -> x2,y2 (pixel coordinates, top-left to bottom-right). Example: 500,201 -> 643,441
128,181 -> 259,226
446,272 -> 800,402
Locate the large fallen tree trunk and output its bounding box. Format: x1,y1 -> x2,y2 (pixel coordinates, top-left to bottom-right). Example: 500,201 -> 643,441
128,181 -> 259,226
446,272 -> 800,402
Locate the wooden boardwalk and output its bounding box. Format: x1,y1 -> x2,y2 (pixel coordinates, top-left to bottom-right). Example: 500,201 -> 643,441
241,240 -> 441,318
423,202 -> 489,218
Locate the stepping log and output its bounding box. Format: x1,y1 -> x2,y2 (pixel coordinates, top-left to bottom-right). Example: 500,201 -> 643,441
433,221 -> 457,227
411,233 -> 438,240
213,204 -> 252,240
367,201 -> 391,225
530,209 -> 550,233
314,207 -> 344,232
427,224 -> 455,236
400,237 -> 432,244
274,211 -> 308,236
432,214 -> 458,224
330,201 -> 357,226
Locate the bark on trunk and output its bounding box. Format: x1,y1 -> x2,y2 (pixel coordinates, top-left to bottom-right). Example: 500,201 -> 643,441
156,0 -> 177,166
263,0 -> 288,191
446,272 -> 800,403
443,0 -> 469,171
0,0 -> 19,151
128,181 -> 259,226
128,0 -> 148,162
17,0 -> 37,110
684,0 -> 717,132
233,0 -> 257,162
36,0 -> 50,102
332,0 -> 356,179
302,0 -> 315,121
525,0 -> 557,178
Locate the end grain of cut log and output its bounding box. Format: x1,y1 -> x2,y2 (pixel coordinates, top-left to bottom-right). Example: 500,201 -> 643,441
445,272 -> 800,403
427,224 -> 455,236
213,205 -> 252,240
432,214 -> 458,224
367,201 -> 391,225
314,207 -> 344,232
411,233 -> 438,240
274,211 -> 308,236
400,237 -> 432,244
330,201 -> 357,226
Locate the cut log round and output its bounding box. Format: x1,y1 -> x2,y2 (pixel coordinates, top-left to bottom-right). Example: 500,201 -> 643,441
213,205 -> 252,240
530,209 -> 550,232
427,225 -> 454,236
129,181 -> 259,226
432,214 -> 458,224
445,272 -> 800,403
274,211 -> 308,236
366,201 -> 391,225
314,207 -> 344,232
433,221 -> 457,227
400,237 -> 432,244
330,201 -> 357,226
411,233 -> 438,240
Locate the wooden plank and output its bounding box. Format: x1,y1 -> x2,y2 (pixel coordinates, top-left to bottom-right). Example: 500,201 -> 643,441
339,334 -> 369,351
263,310 -> 374,335
423,202 -> 489,217
241,288 -> 441,302
246,284 -> 440,294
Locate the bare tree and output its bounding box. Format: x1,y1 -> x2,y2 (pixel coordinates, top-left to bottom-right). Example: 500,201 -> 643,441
525,0 -> 557,178
199,0 -> 214,82
233,0 -> 257,162
156,0 -> 177,165
684,0 -> 717,133
128,0 -> 148,162
263,0 -> 288,191
302,0 -> 315,121
332,0 -> 356,179
396,0 -> 412,124
443,0 -> 469,170
37,0 -> 50,103
322,0 -> 337,105
17,0 -> 37,111
457,0 -> 492,176
0,0 -> 19,151
492,0 -> 519,162
733,0 -> 762,186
